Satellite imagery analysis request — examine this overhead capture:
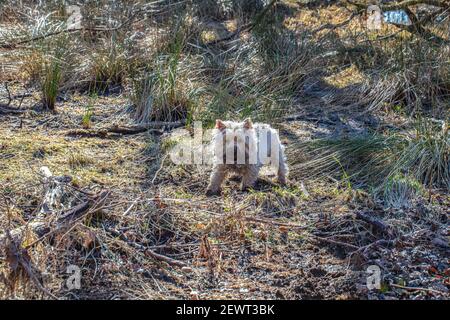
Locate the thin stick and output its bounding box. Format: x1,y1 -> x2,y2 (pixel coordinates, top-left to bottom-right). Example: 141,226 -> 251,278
310,234 -> 360,250
391,283 -> 447,295
152,154 -> 168,185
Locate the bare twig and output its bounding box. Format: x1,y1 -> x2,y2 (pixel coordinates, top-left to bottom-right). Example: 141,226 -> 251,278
152,154 -> 168,185
313,11 -> 361,34
0,190 -> 109,246
2,82 -> 11,106
345,0 -> 449,10
355,212 -> 393,237
107,227 -> 187,267
4,230 -> 59,299
391,283 -> 447,295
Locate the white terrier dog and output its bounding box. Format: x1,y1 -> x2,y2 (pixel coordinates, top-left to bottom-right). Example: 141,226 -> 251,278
206,118 -> 288,196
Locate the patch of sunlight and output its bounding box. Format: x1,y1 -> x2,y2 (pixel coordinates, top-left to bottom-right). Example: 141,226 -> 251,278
224,19 -> 237,33
201,30 -> 218,43
324,65 -> 366,89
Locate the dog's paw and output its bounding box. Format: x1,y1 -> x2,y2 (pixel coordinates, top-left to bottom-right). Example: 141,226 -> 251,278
206,189 -> 221,197
277,177 -> 288,186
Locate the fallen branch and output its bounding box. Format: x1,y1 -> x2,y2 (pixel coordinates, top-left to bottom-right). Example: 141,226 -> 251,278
107,120 -> 186,134
352,239 -> 396,258
3,230 -> 58,299
393,5 -> 450,44
0,84 -> 30,113
0,190 -> 109,245
355,211 -> 393,236
296,0 -> 340,9
65,121 -> 185,138
0,106 -> 26,115
1,190 -> 108,299
144,249 -> 187,268
345,0 -> 450,44
107,228 -> 187,267
65,128 -> 162,138
64,128 -> 109,138
379,0 -> 449,10
346,0 -> 450,11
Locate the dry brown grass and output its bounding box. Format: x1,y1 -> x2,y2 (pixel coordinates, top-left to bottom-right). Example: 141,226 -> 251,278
1,1 -> 449,300
2,94 -> 448,299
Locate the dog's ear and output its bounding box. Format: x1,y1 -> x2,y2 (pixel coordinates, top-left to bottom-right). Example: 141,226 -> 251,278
243,118 -> 253,129
215,119 -> 226,130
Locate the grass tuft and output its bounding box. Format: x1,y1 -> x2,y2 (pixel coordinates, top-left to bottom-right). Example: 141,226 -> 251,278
40,57 -> 61,111
291,118 -> 449,206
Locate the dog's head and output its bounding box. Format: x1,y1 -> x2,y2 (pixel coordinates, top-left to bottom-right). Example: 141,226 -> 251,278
213,118 -> 256,164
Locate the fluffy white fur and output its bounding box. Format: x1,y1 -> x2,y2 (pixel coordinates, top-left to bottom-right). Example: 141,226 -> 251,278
206,118 -> 288,196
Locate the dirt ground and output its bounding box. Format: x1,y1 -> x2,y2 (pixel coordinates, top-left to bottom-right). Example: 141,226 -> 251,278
1,82 -> 448,300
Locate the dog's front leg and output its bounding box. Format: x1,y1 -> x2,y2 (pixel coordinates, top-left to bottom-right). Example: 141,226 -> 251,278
206,165 -> 226,196
241,165 -> 259,191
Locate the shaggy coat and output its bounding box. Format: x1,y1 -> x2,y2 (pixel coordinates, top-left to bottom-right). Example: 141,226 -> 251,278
206,118 -> 288,196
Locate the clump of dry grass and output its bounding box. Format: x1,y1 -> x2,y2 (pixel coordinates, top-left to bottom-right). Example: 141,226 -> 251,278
131,17 -> 203,123
89,37 -> 128,94
253,13 -> 318,96
291,118 -> 449,207
359,35 -> 450,117
192,12 -> 320,125
131,54 -> 199,123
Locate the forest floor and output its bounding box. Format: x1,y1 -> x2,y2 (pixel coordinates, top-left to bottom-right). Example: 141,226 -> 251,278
1,82 -> 448,300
